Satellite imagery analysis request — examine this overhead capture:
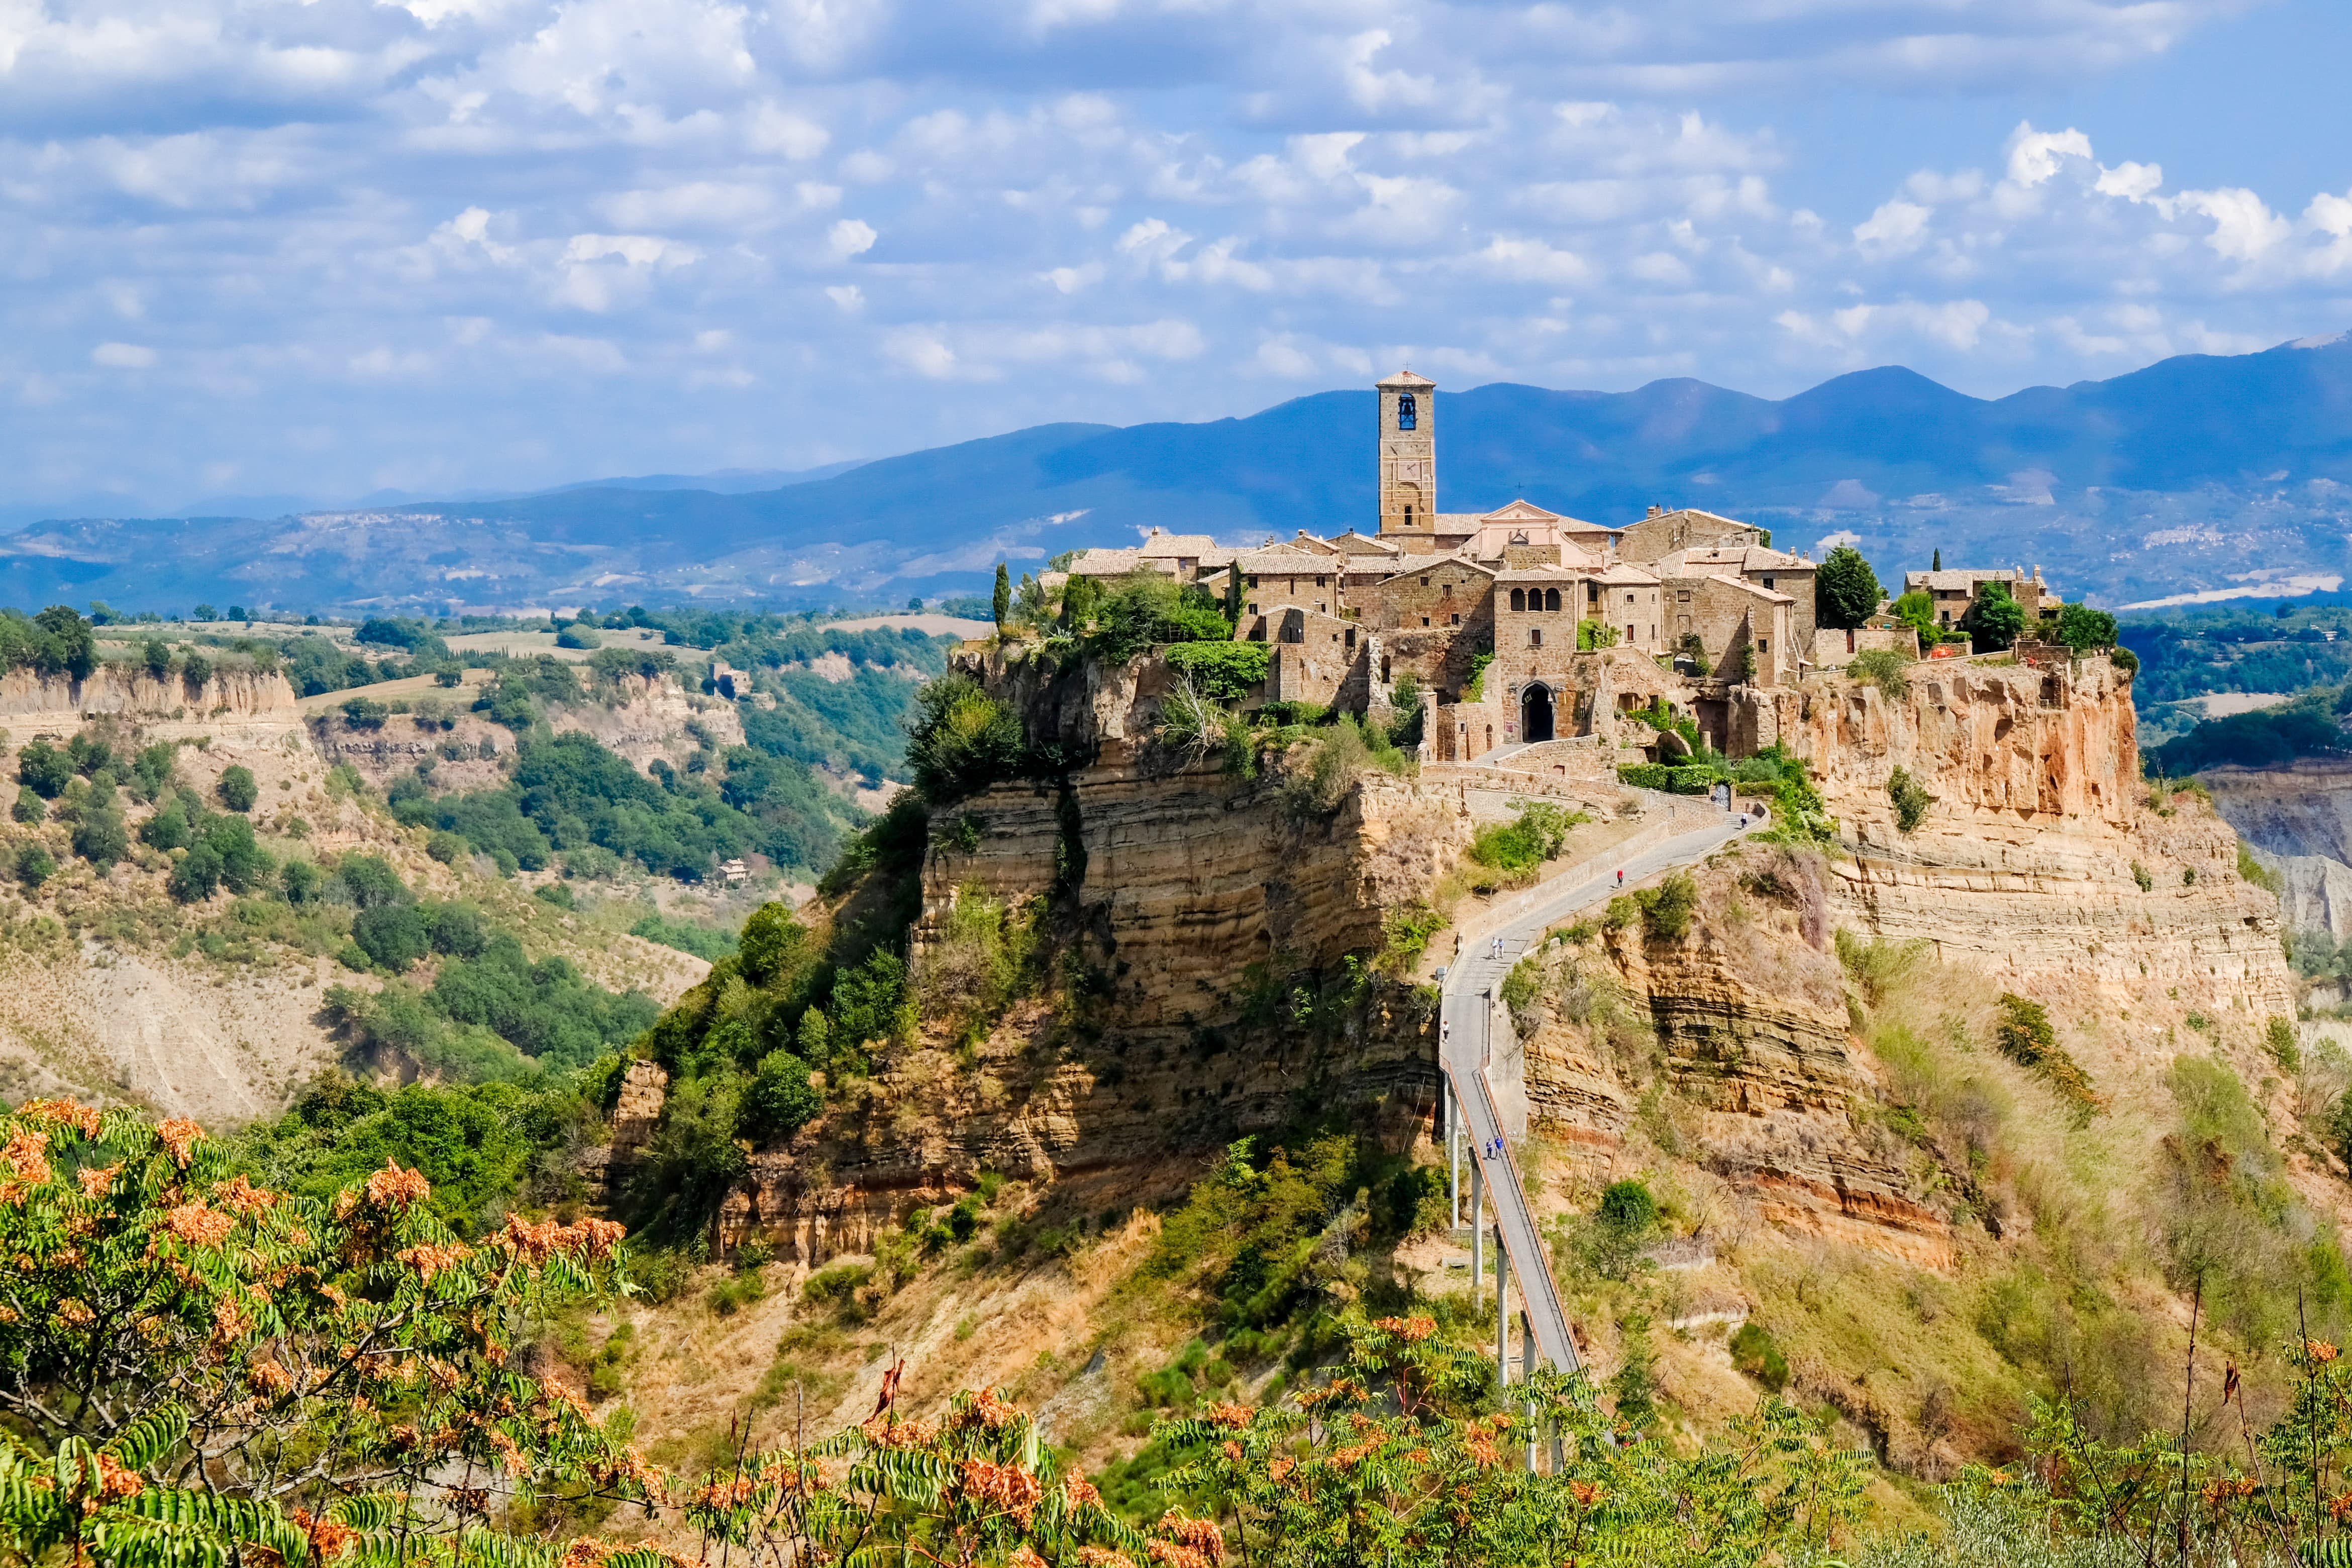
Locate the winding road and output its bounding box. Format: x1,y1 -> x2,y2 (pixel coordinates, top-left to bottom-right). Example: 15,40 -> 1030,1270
1438,799 -> 1756,1376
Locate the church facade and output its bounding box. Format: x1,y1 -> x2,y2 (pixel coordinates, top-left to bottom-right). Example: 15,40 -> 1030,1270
1061,370 -> 1826,760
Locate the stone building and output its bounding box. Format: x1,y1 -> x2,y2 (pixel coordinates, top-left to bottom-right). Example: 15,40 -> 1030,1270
1617,505 -> 1769,563
1901,566 -> 2057,631
1059,369 -> 1830,759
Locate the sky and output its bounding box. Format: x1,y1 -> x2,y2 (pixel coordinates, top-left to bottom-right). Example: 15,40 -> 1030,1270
8,0 -> 2352,514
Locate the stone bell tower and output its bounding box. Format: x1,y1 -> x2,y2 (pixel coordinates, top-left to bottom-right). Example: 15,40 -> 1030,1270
1376,369 -> 1436,546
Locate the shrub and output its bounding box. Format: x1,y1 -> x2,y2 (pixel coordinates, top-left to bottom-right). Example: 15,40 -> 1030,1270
336,853 -> 409,908
1277,716 -> 1400,818
1630,873 -> 1696,942
906,673 -> 1026,803
1469,802 -> 1586,875
743,1049 -> 823,1145
427,829 -> 467,863
169,843 -> 224,901
1617,763 -> 1670,790
1994,992 -> 2097,1116
70,803 -> 129,868
1851,647 -> 1911,699
2239,841 -> 2282,894
342,696 -> 389,729
1729,1322 -> 1790,1391
1887,766 -> 1932,833
281,859 -> 324,904
11,786 -> 43,823
555,623 -> 603,649
15,740 -> 70,798
1597,1179 -> 1659,1235
217,763 -> 259,811
1164,640 -> 1270,703
15,841 -> 55,888
353,903 -> 432,971
1463,650 -> 1496,701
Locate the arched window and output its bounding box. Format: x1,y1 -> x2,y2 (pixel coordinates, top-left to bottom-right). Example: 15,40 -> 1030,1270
1509,588 -> 1526,612
1397,394 -> 1417,431
1544,587 -> 1561,612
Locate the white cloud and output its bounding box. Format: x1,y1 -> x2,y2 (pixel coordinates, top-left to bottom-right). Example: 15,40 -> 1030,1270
2005,124 -> 2095,187
2,0 -> 2343,507
1853,200 -> 1930,258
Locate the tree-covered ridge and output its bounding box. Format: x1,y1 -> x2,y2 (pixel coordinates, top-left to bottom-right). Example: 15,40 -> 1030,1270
2149,685 -> 2352,775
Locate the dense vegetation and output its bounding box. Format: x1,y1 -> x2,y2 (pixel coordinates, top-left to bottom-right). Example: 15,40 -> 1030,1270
2149,684 -> 2351,774
2123,600 -> 2352,704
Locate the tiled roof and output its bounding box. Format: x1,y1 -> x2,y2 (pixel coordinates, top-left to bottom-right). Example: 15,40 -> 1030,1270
1597,563 -> 1664,585
1904,568 -> 2026,592
1374,554 -> 1498,586
1493,565 -> 1593,583
1134,531 -> 1220,557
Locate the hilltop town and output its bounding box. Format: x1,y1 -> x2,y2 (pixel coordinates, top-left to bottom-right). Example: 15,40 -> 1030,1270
1052,370 -> 2076,771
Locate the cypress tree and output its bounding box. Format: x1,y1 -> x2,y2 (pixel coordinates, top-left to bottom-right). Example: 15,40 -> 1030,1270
1931,547 -> 1941,571
991,562 -> 1011,630
1224,561 -> 1243,621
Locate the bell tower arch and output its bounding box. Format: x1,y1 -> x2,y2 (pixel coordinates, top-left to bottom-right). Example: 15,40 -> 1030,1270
1376,369 -> 1436,546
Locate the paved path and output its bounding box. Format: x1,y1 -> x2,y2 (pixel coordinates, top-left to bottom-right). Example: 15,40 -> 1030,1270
1438,802 -> 1756,1375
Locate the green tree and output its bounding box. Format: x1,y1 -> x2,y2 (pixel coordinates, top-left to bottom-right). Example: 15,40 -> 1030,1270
1814,544 -> 1883,630
992,561 -> 1011,631
743,1048 -> 823,1143
1966,581 -> 2029,651
216,764 -> 259,812
16,741 -> 71,799
2055,601 -> 2119,652
906,674 -> 1026,803
33,605 -> 96,680
1891,589 -> 1941,646
353,903 -> 432,971
141,640 -> 171,678
1932,547 -> 1941,570
1225,561 -> 1244,621
12,786 -> 44,824
15,842 -> 55,888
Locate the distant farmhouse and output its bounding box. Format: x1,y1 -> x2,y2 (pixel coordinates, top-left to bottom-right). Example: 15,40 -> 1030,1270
1057,371 -> 2050,760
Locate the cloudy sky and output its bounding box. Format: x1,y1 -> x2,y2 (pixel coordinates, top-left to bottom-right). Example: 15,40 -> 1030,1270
8,0 -> 2352,512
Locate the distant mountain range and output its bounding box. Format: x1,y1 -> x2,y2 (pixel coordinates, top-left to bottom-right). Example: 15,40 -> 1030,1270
10,335 -> 2352,614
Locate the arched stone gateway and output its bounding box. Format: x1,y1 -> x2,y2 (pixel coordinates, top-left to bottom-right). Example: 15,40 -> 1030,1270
1519,681 -> 1555,743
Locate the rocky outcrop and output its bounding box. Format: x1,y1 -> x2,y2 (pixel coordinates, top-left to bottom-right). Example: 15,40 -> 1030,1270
1761,655 -> 2291,1010
549,676 -> 745,771
1517,851 -> 1955,1269
0,666 -> 296,725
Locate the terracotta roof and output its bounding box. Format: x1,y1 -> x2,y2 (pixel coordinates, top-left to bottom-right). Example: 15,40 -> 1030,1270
1493,565 -> 1593,583
1597,563 -> 1663,585
1065,548 -> 1176,577
1377,368 -> 1437,390
1655,546 -> 1811,577
1327,530 -> 1401,555
1698,575 -> 1795,605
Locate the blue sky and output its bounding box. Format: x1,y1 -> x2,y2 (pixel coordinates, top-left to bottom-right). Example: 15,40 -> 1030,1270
8,0 -> 2352,513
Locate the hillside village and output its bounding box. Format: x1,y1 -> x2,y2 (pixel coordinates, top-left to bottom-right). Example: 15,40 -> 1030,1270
1056,369 -> 2073,765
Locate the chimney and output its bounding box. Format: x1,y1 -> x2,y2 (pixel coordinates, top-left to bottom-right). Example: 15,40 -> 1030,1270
1648,504 -> 1661,518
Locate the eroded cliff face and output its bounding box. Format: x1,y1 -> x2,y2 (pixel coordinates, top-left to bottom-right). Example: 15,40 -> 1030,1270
2198,762 -> 2352,938
1758,656 -> 2291,1012
0,666 -> 298,729
711,649 -> 1527,1260
1517,849 -> 1956,1270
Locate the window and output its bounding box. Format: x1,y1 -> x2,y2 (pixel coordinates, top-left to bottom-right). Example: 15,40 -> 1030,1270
1248,602 -> 1259,614
1529,629 -> 1542,649
1405,505 -> 1415,526
1420,576 -> 1430,586
1510,588 -> 1526,612
1450,613 -> 1461,625
1248,574 -> 1259,587
1315,575 -> 1327,587
1623,624 -> 1634,642
1624,592 -> 1635,605
1676,589 -> 1691,602
1544,588 -> 1560,612
1421,617 -> 1430,627
1758,639 -> 1769,654
1762,576 -> 1775,590
1397,393 -> 1417,430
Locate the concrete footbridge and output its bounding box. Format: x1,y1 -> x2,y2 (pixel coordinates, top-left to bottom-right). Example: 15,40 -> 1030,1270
1437,795 -> 1758,1386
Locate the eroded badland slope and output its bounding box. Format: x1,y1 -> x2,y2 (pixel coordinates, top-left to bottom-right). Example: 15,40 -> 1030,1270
576,644 -> 2336,1513
0,664 -> 738,1119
